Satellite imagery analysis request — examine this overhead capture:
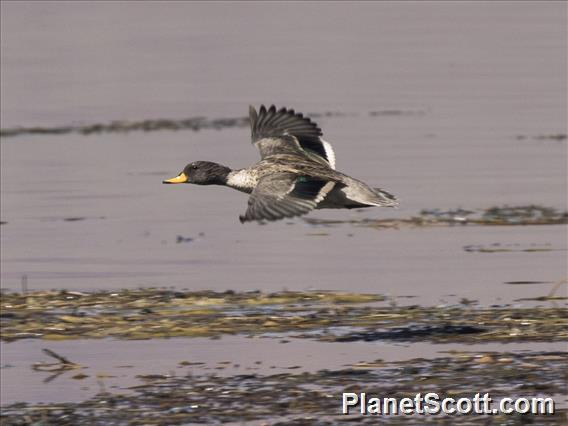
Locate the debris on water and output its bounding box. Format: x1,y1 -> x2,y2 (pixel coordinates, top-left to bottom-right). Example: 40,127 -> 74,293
32,348 -> 83,375
71,373 -> 89,380
463,243 -> 561,253
306,111 -> 352,118
304,205 -> 568,229
0,116 -> 248,138
369,109 -> 425,116
50,216 -> 106,223
420,208 -> 475,221
41,348 -> 76,365
1,289 -> 565,343
535,134 -> 567,141
481,205 -> 566,224
176,235 -> 194,244
331,324 -> 486,343
516,133 -> 567,141
0,111 -> 382,139
2,351 -> 565,424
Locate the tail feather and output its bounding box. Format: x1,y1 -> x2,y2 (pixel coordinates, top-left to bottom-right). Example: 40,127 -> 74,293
317,182 -> 398,209
372,187 -> 399,207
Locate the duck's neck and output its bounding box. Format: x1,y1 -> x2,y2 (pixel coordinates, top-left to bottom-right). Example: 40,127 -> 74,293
226,169 -> 257,194
203,165 -> 232,186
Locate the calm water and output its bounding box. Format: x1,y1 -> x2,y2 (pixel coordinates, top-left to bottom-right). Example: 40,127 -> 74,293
2,337 -> 566,405
1,1 -> 566,405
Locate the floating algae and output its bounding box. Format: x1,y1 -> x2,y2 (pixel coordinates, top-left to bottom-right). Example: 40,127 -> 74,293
1,289 -> 566,343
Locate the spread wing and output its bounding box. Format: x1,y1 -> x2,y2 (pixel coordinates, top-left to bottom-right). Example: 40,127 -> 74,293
249,105 -> 336,169
239,173 -> 335,223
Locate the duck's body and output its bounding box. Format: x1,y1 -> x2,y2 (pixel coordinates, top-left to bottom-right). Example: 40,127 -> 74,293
164,105 -> 398,223
226,154 -> 392,208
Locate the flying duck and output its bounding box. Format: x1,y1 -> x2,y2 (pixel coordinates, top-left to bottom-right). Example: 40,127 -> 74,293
163,105 -> 398,223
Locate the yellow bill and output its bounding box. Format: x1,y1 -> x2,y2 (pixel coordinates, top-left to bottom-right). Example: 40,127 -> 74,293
162,172 -> 189,184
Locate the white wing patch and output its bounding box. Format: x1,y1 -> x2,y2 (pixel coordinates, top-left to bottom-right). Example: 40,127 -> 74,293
314,181 -> 336,203
319,139 -> 336,169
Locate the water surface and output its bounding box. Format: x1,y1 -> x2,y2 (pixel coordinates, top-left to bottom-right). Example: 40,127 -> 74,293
1,1 -> 566,409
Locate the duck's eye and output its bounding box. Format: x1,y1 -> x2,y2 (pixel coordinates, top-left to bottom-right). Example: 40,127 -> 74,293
191,164 -> 198,170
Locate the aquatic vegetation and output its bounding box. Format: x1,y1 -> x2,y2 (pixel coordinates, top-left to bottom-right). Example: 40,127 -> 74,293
304,205 -> 568,229
0,110 -> 389,138
1,351 -> 565,424
463,243 -> 562,253
0,116 -> 249,138
1,289 -> 565,343
480,205 -> 567,225
516,134 -> 567,141
368,109 -> 425,116
0,109 -> 431,139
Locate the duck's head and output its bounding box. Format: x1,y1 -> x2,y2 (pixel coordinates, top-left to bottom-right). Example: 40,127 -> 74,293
163,161 -> 231,185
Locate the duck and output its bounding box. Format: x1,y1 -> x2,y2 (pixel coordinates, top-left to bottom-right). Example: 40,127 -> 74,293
163,105 -> 398,223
